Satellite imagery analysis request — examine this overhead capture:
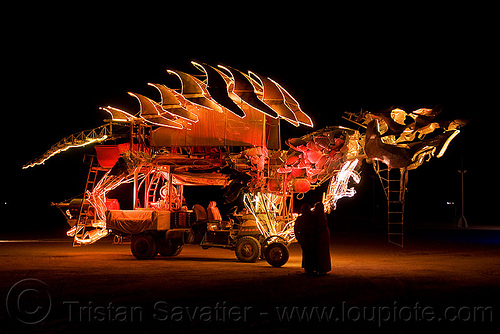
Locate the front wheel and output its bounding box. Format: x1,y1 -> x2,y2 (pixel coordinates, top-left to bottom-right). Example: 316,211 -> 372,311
264,242 -> 289,267
131,234 -> 158,260
235,236 -> 261,262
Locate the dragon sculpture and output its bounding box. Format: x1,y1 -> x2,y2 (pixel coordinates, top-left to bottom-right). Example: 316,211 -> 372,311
24,61 -> 466,251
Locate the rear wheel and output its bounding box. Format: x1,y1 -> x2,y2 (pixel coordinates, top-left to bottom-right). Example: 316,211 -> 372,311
131,234 -> 157,260
159,243 -> 183,256
235,236 -> 261,262
264,242 -> 289,267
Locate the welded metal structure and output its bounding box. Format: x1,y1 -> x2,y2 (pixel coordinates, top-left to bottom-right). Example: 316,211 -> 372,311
25,62 -> 466,265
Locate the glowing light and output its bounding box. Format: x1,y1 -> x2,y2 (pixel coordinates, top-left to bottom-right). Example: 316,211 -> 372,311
72,168 -> 140,245
322,159 -> 361,213
100,106 -> 137,121
74,228 -> 109,245
191,61 -> 246,118
247,71 -> 299,126
21,60 -> 465,255
66,225 -> 78,237
128,92 -> 184,129
243,193 -> 296,243
391,108 -> 407,125
76,165 -> 182,245
23,126 -> 109,169
267,78 -> 313,127
437,129 -> 460,158
167,69 -> 224,113
24,62 -> 314,170
147,83 -> 199,123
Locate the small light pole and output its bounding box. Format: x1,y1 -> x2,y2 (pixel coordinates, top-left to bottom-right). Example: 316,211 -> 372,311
457,167 -> 468,228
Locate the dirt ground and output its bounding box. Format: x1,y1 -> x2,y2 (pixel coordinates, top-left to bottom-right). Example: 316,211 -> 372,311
1,228 -> 499,333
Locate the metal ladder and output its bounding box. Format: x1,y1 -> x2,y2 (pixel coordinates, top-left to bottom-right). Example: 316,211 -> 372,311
373,161 -> 407,247
73,155 -> 100,246
146,172 -> 162,207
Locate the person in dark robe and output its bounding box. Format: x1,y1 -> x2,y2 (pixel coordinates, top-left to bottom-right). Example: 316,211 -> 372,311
294,204 -> 317,275
313,202 -> 331,275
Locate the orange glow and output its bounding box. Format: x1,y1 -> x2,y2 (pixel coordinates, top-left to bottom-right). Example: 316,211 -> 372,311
128,92 -> 184,129
147,83 -> 199,123
267,78 -> 313,127
22,62 -> 466,255
436,129 -> 460,158
322,159 -> 361,213
22,126 -> 110,169
100,106 -> 136,122
24,62 -> 314,169
243,193 -> 296,243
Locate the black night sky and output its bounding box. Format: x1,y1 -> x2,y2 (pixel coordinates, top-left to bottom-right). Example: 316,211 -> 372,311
1,7 -> 492,235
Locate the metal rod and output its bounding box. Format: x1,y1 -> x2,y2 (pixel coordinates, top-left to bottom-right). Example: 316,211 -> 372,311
133,165 -> 141,210
457,167 -> 468,228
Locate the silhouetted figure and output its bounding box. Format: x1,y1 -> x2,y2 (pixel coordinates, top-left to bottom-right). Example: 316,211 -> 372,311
294,204 -> 316,274
313,202 -> 331,275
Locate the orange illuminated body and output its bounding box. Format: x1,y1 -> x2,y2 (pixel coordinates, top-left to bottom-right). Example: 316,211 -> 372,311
23,63 -> 465,260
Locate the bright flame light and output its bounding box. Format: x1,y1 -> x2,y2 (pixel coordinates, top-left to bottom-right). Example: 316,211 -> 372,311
322,159 -> 361,213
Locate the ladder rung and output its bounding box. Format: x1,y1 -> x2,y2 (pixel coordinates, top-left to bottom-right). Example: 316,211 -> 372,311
77,217 -> 93,223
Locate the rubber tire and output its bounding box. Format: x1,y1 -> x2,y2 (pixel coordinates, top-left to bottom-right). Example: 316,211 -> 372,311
264,242 -> 289,267
235,236 -> 261,263
131,234 -> 158,260
159,244 -> 183,257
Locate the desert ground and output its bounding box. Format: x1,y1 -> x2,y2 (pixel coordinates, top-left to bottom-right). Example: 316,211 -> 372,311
1,227 -> 499,333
